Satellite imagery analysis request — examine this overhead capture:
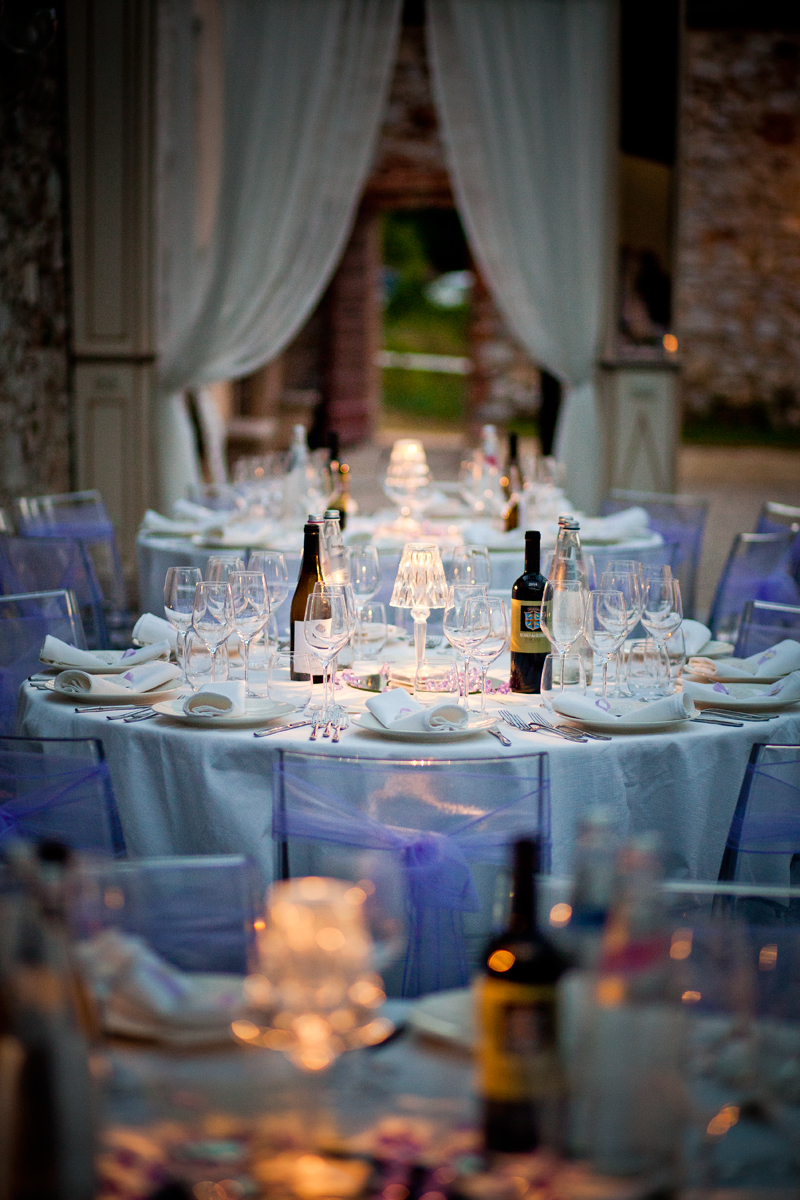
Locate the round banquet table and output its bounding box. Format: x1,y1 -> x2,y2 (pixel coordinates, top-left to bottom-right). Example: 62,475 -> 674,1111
17,680 -> 800,886
136,532 -> 664,627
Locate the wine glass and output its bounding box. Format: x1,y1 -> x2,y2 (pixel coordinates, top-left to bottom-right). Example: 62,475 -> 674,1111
443,583 -> 488,707
205,554 -> 246,582
347,546 -> 381,650
641,569 -> 683,657
352,602 -> 388,666
600,562 -> 644,696
248,551 -> 289,610
583,589 -> 629,699
540,579 -> 586,685
303,583 -> 356,723
163,566 -> 202,686
229,571 -> 270,696
192,581 -> 235,683
452,544 -> 492,588
465,595 -> 508,714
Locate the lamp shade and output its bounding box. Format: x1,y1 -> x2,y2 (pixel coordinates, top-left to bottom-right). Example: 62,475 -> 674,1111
390,543 -> 448,612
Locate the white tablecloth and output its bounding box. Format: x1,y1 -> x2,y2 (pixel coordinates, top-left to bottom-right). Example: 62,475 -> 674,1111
18,681 -> 800,886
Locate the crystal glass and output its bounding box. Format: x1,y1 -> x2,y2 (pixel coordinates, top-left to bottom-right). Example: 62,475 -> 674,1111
665,626 -> 685,688
443,583 -> 488,708
303,582 -> 356,721
163,566 -> 202,686
465,595 -> 508,713
191,581 -> 235,682
601,561 -> 644,695
229,571 -> 270,696
205,554 -> 246,582
641,569 -> 683,649
248,551 -> 289,610
352,601 -> 388,667
452,544 -> 492,588
267,652 -> 312,711
626,638 -> 670,699
383,439 -> 432,528
541,652 -> 586,712
540,579 -> 586,683
389,543 -> 448,698
347,545 -> 381,615
584,589 -> 629,698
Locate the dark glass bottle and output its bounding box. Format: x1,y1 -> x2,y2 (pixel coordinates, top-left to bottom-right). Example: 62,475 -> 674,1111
509,530 -> 550,693
477,838 -> 570,1155
289,520 -> 326,682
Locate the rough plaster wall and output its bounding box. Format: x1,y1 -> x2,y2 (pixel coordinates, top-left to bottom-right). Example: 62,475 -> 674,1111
677,30 -> 800,426
0,28 -> 71,509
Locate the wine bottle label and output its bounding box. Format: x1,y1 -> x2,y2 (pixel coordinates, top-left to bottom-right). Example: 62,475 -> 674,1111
510,599 -> 550,654
293,621 -> 326,674
477,977 -> 563,1101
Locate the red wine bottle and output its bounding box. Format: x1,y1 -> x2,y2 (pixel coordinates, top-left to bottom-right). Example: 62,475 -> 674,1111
509,530 -> 550,693
477,837 -> 570,1154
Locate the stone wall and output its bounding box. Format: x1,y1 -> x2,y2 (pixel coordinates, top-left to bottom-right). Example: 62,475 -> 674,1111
0,16 -> 71,509
677,30 -> 800,428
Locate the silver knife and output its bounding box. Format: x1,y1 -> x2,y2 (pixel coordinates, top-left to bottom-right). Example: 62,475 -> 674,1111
691,716 -> 744,727
487,727 -> 512,747
254,719 -> 313,738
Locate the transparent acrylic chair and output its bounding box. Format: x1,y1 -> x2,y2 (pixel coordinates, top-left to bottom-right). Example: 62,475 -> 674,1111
755,501 -> 800,584
0,734 -> 125,856
0,533 -> 108,648
734,599 -> 800,658
0,589 -> 87,732
273,750 -> 551,997
70,855 -> 260,973
14,490 -> 129,643
708,531 -> 800,641
717,743 -> 800,902
601,490 -> 709,619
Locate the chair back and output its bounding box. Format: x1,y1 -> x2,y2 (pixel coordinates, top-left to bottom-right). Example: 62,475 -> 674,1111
70,855 -> 259,973
734,599 -> 800,658
601,490 -> 709,618
708,531 -> 800,640
0,735 -> 125,856
14,490 -> 128,624
274,751 -> 551,997
756,501 -> 800,583
0,590 -> 87,732
0,508 -> 13,534
718,743 -> 800,891
0,533 -> 108,648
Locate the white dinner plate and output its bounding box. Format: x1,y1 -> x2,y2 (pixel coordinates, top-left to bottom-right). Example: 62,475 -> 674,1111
45,679 -> 182,705
685,662 -> 784,685
151,697 -> 294,727
40,650 -> 173,674
352,711 -> 498,741
690,684 -> 799,714
560,715 -> 690,735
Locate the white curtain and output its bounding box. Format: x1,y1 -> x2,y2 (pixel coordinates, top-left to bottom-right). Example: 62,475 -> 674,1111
156,0 -> 402,508
428,0 -> 616,514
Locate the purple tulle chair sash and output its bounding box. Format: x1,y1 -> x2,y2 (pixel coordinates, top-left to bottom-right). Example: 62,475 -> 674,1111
727,755 -> 800,855
274,765 -> 549,996
0,750 -> 124,856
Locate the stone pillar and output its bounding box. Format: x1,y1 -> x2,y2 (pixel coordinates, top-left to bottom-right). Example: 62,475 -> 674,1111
323,208 -> 382,446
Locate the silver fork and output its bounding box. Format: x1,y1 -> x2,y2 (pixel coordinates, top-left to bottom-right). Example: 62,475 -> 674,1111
309,716 -> 321,741
332,710 -> 349,743
529,709 -> 612,742
499,709 -> 588,743
106,707 -> 155,721
700,708 -> 776,722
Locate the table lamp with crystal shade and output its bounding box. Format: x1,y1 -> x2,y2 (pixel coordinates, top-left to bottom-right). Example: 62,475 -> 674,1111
383,438 -> 432,532
390,542 -> 448,696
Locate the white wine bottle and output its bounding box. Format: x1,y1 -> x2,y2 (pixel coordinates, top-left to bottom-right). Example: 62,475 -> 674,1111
289,518 -> 326,682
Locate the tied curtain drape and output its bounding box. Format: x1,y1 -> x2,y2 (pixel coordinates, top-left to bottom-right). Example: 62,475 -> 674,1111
156,0 -> 402,508
427,0 -> 616,514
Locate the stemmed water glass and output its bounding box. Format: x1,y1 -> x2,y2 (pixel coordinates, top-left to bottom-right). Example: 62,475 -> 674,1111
347,545 -> 381,648
229,571 -> 270,696
600,561 -> 644,695
540,579 -> 586,687
583,589 -> 629,699
465,595 -> 508,713
205,554 -> 246,582
452,544 -> 492,587
641,568 -> 683,656
163,566 -> 203,686
303,583 -> 356,722
192,581 -> 235,683
443,583 -> 488,707
248,550 -> 289,653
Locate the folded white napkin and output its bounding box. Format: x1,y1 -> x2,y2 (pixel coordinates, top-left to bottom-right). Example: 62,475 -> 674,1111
687,639 -> 800,681
183,681 -> 247,718
140,509 -> 207,537
366,689 -> 469,732
76,930 -> 244,1046
551,691 -> 695,727
195,518 -> 276,547
680,619 -> 712,659
682,669 -> 800,708
133,613 -> 178,652
54,661 -> 180,696
579,507 -> 651,544
40,634 -> 170,671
